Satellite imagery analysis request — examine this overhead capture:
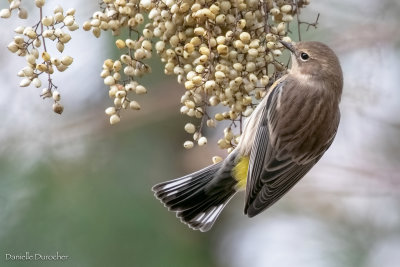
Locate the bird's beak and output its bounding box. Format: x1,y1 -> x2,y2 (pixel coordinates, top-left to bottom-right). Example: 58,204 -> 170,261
280,41 -> 296,54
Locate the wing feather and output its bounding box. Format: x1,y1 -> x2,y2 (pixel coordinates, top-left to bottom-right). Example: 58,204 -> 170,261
244,77 -> 339,217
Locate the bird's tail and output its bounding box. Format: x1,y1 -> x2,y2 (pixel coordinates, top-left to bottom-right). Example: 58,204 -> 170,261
152,160 -> 237,232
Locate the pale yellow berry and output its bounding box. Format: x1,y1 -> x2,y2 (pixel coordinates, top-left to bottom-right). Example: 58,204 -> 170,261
155,41 -> 165,52
185,100 -> 195,109
41,88 -> 52,98
246,62 -> 256,72
189,37 -> 201,46
184,80 -> 195,90
114,98 -> 122,109
63,15 -> 75,26
273,49 -> 282,56
260,75 -> 270,86
56,64 -> 67,72
248,48 -> 258,57
61,56 -> 73,66
20,78 -> 31,87
220,1 -> 231,11
41,52 -> 50,62
194,27 -> 205,36
110,114 -> 120,125
115,39 -> 126,49
18,8 -> 28,19
212,156 -> 223,164
215,113 -> 224,121
51,58 -> 61,66
35,0 -> 45,8
59,33 -> 71,43
33,38 -> 41,47
180,106 -> 189,114
115,90 -> 126,99
25,29 -> 37,39
56,42 -> 64,52
32,78 -> 41,88
124,66 -> 135,76
237,19 -> 246,29
142,40 -> 152,51
0,9 -> 11,19
193,132 -> 201,141
206,119 -> 216,128
140,0 -> 152,9
183,141 -> 194,149
103,59 -> 113,69
184,123 -> 196,134
239,32 -> 251,44
282,14 -> 293,22
36,64 -> 48,72
129,101 -> 141,110
113,72 -> 121,81
105,107 -> 116,115
83,21 -> 91,31
192,75 -> 202,85
209,96 -> 219,106
14,26 -> 25,34
92,27 -> 101,38
270,8 -> 280,16
52,90 -> 61,101
7,42 -> 18,53
135,13 -> 144,24
277,22 -> 287,33
22,66 -> 34,76
104,76 -> 115,86
113,61 -> 122,72
215,71 -> 225,79
282,36 -> 292,43
54,5 -> 63,14
135,85 -> 147,94
281,5 -> 292,13
216,14 -> 226,24
53,12 -> 63,24
198,137 -> 207,146
66,8 -> 76,16
53,102 -> 64,114
9,0 -> 20,9
205,80 -> 216,91
217,44 -> 228,55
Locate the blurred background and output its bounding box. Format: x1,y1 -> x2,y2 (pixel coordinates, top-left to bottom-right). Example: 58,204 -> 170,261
0,0 -> 399,266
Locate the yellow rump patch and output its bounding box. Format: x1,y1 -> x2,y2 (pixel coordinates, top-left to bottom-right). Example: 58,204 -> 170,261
233,156 -> 249,190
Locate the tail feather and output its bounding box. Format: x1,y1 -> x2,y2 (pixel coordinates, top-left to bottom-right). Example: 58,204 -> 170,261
153,163 -> 221,210
152,162 -> 237,232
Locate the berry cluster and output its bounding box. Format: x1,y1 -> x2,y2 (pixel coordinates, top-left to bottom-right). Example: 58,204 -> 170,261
83,0 -> 154,124
2,0 -> 314,154
3,0 -> 78,114
0,0 -> 28,20
83,0 -> 311,153
150,0 -> 309,152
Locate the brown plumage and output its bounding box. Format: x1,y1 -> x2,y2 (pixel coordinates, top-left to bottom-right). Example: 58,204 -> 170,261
153,41 -> 343,231
243,41 -> 343,216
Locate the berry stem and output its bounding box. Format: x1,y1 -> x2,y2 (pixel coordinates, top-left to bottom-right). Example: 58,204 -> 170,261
39,7 -> 57,93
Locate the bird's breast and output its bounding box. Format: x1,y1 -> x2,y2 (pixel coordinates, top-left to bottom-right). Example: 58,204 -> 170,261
275,83 -> 339,162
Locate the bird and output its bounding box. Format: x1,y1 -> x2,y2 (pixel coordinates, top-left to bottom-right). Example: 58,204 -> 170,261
152,41 -> 343,232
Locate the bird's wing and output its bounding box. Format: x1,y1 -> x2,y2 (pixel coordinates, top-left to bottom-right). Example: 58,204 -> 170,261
244,79 -> 338,217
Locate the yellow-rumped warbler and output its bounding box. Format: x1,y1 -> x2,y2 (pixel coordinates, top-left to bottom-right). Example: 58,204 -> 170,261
153,41 -> 343,232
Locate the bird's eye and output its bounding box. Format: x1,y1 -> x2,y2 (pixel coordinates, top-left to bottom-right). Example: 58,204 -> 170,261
300,52 -> 309,61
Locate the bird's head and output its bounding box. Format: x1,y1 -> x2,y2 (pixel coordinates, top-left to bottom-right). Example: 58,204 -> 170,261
280,41 -> 343,93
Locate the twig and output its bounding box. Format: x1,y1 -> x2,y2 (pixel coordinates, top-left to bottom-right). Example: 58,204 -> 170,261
299,13 -> 320,31
39,7 -> 57,92
295,0 -> 301,41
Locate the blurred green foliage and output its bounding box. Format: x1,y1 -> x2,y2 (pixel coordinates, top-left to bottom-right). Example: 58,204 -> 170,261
0,114 -> 214,267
